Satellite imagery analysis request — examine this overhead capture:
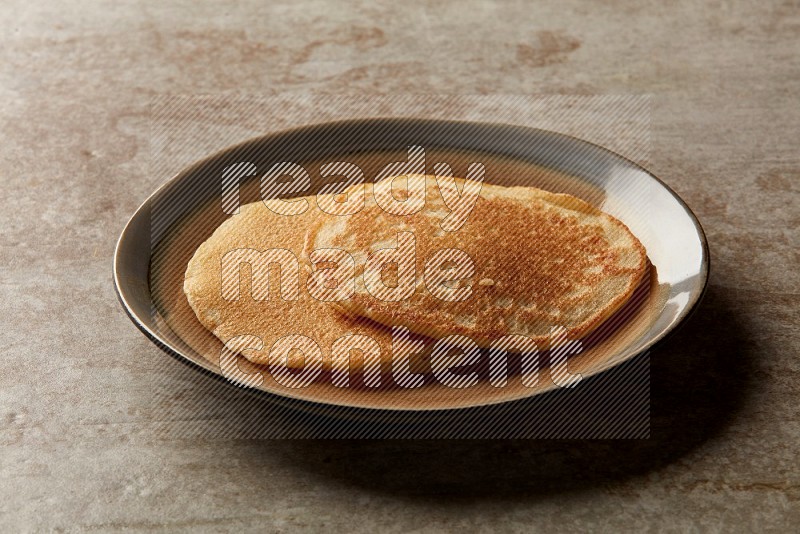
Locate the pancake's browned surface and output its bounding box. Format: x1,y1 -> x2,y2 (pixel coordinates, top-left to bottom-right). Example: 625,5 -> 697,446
183,199 -> 429,371
307,175 -> 648,347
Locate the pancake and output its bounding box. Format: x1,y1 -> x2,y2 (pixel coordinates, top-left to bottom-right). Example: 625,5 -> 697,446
183,199 -> 430,373
306,174 -> 648,348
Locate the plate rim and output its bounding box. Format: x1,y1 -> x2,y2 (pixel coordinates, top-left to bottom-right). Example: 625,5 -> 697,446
113,117 -> 710,413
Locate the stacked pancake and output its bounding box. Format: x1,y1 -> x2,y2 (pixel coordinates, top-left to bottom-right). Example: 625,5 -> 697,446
184,174 -> 648,375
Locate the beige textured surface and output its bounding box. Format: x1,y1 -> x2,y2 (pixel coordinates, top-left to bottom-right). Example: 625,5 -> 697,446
1,0 -> 799,531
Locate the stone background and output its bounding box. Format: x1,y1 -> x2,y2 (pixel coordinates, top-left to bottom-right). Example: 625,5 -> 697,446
1,0 -> 798,531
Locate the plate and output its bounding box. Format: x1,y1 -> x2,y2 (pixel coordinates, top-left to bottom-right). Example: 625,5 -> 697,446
114,118 -> 708,412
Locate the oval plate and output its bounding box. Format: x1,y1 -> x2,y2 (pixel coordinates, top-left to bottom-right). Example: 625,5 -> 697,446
114,118 -> 708,412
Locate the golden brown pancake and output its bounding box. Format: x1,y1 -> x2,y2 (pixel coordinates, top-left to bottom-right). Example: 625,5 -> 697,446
183,199 -> 430,372
306,175 -> 648,348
